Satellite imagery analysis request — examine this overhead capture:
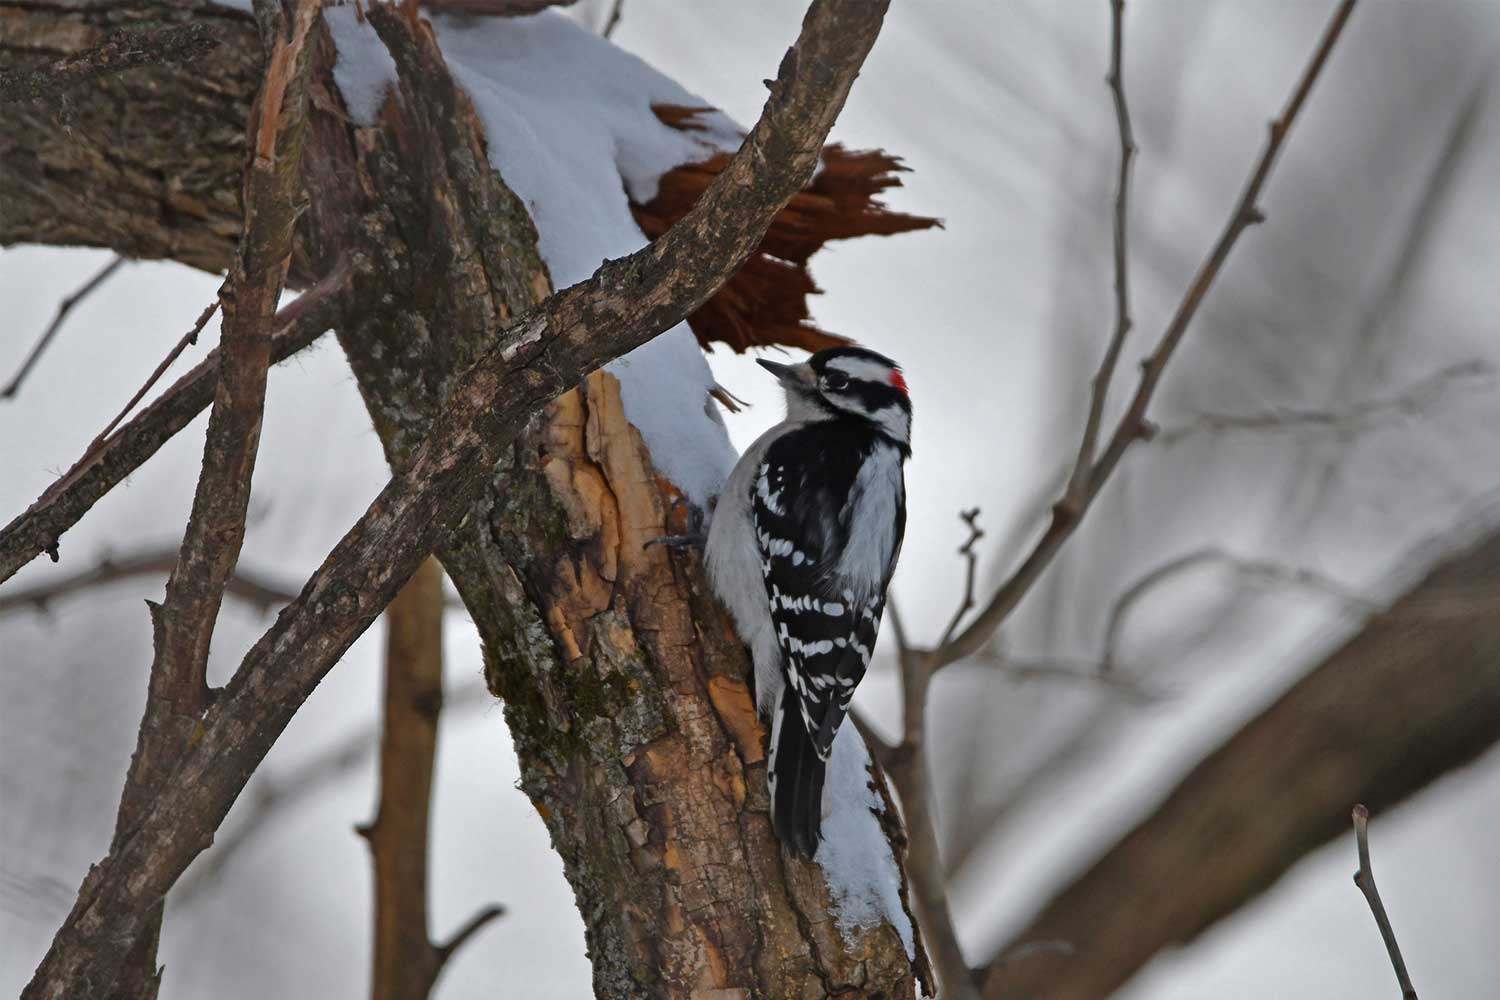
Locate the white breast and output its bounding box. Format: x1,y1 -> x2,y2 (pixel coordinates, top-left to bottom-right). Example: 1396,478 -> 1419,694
832,442 -> 904,603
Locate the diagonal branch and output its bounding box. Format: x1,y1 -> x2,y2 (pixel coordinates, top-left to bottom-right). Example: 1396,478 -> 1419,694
0,265 -> 349,585
929,0 -> 1357,673
1,256 -> 126,401
23,1 -> 893,994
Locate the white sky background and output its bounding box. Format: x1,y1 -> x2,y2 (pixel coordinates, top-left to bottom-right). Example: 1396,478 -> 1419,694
4,1 -> 1500,997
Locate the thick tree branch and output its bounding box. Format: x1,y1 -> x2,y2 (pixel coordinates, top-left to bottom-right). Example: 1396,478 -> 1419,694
982,527 -> 1500,999
1352,805 -> 1419,1000
0,23 -> 220,107
23,2 -> 895,994
0,266 -> 349,585
100,3 -> 321,995
1,256 -> 125,401
929,0 -> 1357,673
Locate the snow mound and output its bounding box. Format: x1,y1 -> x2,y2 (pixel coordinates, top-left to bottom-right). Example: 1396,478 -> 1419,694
818,725 -> 917,959
324,5 -> 739,506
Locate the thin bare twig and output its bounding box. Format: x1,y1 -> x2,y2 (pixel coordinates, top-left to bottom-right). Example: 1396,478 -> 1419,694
1156,359 -> 1493,446
0,543 -> 466,621
435,904 -> 506,964
1352,805 -> 1419,1000
2,257 -> 125,400
1065,0 -> 1136,502
84,299 -> 221,462
0,265 -> 349,583
601,0 -> 625,38
937,509 -> 984,649
968,650 -> 1164,704
929,0 -> 1358,674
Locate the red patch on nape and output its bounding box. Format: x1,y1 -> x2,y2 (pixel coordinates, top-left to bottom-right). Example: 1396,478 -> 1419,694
888,369 -> 909,396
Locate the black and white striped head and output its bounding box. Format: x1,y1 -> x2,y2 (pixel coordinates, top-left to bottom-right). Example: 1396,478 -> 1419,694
758,347 -> 912,452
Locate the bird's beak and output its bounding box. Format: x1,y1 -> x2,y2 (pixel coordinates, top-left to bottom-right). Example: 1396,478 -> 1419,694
756,359 -> 795,382
757,359 -> 813,389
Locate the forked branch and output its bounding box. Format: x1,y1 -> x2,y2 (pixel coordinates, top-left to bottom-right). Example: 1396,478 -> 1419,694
929,0 -> 1357,673
861,3 -> 1358,997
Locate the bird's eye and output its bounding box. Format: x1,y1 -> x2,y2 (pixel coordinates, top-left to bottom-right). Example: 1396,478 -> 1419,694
822,372 -> 849,391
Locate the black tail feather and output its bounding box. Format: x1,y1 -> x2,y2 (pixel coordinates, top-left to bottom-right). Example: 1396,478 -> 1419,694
771,689 -> 826,859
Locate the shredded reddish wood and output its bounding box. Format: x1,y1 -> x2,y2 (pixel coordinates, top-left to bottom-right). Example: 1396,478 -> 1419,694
634,105 -> 941,354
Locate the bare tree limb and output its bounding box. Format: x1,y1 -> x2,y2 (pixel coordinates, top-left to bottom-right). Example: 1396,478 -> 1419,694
928,0 -> 1358,674
1,257 -> 126,401
980,524 -> 1500,1000
1352,805 -> 1419,1000
0,264 -> 349,584
0,544 -> 470,621
100,3 -> 321,994
0,23 -> 220,107
23,2 -> 894,993
359,557 -> 496,999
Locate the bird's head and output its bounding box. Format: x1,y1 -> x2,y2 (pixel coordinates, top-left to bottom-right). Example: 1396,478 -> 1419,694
758,346 -> 912,452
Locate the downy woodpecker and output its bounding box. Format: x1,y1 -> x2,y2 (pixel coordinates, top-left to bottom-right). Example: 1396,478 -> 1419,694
705,346 -> 910,857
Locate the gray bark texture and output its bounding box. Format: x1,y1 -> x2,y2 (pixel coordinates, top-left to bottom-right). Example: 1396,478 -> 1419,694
3,1 -> 927,996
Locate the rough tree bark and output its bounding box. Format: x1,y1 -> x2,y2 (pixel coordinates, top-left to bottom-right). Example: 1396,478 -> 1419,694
982,527 -> 1500,1000
3,1 -> 925,996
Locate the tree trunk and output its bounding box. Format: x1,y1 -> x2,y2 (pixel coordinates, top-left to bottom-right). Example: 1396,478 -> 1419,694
2,2 -> 926,995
